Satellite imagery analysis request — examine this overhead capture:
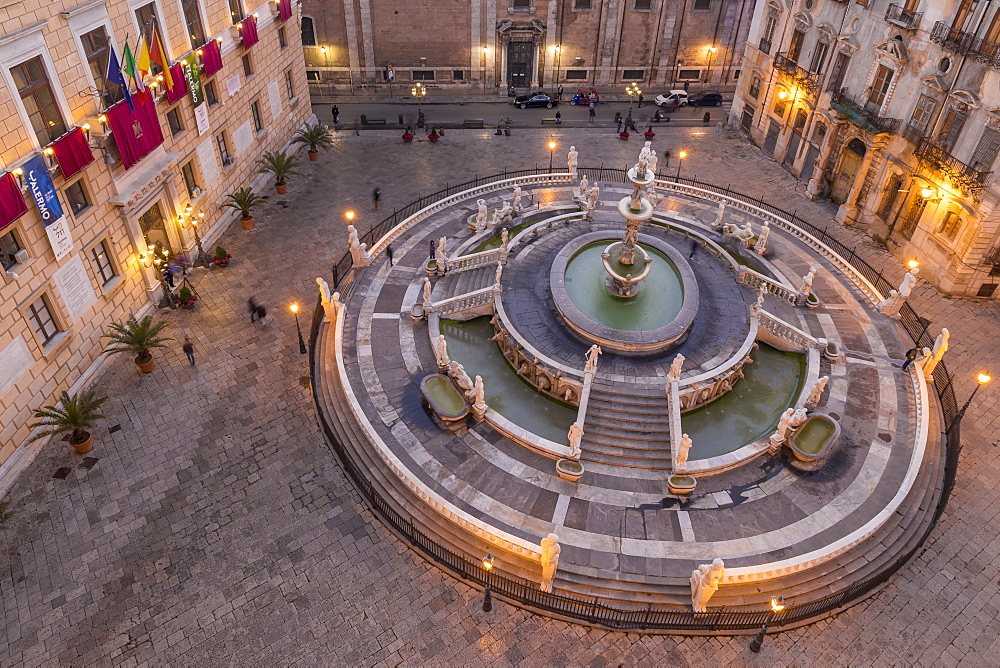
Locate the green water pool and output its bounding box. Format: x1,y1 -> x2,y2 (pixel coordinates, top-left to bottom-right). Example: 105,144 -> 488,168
794,418 -> 836,454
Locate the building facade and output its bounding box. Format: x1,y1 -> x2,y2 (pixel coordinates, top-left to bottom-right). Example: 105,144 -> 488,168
0,0 -> 311,468
299,0 -> 756,96
734,0 -> 1000,298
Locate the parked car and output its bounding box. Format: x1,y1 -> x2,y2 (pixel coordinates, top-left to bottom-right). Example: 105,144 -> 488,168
568,88 -> 600,105
689,91 -> 724,107
654,90 -> 689,107
514,92 -> 559,109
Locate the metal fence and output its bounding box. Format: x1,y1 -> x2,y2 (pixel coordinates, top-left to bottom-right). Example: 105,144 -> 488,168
315,168 -> 960,632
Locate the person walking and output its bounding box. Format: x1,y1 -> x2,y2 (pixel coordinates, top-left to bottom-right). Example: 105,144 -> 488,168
182,338 -> 195,365
663,148 -> 671,167
555,111 -> 561,125
256,303 -> 268,327
354,120 -> 361,136
638,94 -> 644,108
683,81 -> 689,93
557,85 -> 564,99
372,187 -> 381,209
162,266 -> 175,289
332,105 -> 340,123
902,347 -> 919,371
429,239 -> 436,259
588,103 -> 595,123
248,297 -> 259,323
616,118 -> 623,133
386,244 -> 394,266
703,112 -> 711,126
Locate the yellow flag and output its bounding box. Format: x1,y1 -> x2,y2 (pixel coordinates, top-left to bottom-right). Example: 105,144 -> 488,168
136,36 -> 151,77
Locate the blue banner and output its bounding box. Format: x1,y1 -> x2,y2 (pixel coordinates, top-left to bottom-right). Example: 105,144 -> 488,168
24,154 -> 64,226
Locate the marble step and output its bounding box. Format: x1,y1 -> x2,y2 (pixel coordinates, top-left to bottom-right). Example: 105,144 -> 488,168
581,418 -> 670,443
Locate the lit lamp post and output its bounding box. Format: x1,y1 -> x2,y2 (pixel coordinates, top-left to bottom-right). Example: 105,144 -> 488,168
625,82 -> 641,113
411,83 -> 427,127
548,140 -> 556,172
676,150 -> 688,182
750,595 -> 786,653
947,372 -> 991,436
290,303 -> 307,354
705,45 -> 718,84
482,554 -> 495,612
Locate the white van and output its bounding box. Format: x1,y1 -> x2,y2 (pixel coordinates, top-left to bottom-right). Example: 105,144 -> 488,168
654,90 -> 689,108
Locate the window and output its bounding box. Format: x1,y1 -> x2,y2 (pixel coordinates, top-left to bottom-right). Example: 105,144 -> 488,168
574,0 -> 592,7
512,0 -> 531,8
970,128 -> 1000,171
181,160 -> 200,198
242,54 -> 254,77
693,0 -> 710,9
64,180 -> 90,215
773,95 -> 787,117
301,16 -> 316,45
91,240 -> 117,286
760,14 -> 777,54
412,70 -> 435,81
228,0 -> 245,24
876,173 -> 904,220
740,105 -> 755,132
80,27 -> 123,108
977,283 -> 998,297
204,80 -> 219,105
749,75 -> 762,99
565,70 -> 588,80
908,94 -> 936,134
135,3 -> 164,76
828,52 -> 850,92
0,228 -> 24,270
278,26 -> 287,49
952,0 -> 975,32
634,0 -> 652,9
26,296 -> 60,346
733,69 -> 740,80
285,69 -> 295,99
217,132 -> 233,165
937,210 -> 962,239
166,107 -> 184,135
937,107 -> 967,151
808,41 -> 829,74
250,100 -> 263,132
678,69 -> 701,80
787,30 -> 805,63
306,70 -> 321,81
622,69 -> 644,80
10,56 -> 67,146
865,65 -> 893,111
181,0 -> 207,50
452,70 -> 465,81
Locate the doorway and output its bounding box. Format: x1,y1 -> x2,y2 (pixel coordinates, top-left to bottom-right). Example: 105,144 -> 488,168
763,121 -> 780,156
138,202 -> 173,255
507,41 -> 533,90
830,139 -> 866,204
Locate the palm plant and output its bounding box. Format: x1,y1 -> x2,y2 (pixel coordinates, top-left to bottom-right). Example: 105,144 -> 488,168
224,187 -> 267,221
291,123 -> 334,157
103,315 -> 171,365
28,390 -> 108,448
258,150 -> 301,188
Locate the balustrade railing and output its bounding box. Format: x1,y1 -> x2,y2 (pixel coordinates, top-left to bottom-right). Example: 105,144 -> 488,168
447,248 -> 502,273
830,88 -> 901,135
430,286 -> 496,316
737,268 -> 800,303
930,21 -> 1000,67
758,310 -> 821,350
773,52 -> 820,92
915,138 -> 992,195
884,4 -> 922,29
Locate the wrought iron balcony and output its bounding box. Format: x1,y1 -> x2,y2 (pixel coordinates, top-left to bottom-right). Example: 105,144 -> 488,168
930,21 -> 1000,67
885,4 -> 923,30
902,124 -> 927,145
830,88 -> 901,135
773,52 -> 820,93
915,137 -> 993,195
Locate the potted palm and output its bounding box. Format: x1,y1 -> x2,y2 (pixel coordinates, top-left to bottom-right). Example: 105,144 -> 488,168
28,390 -> 109,454
104,315 -> 172,373
292,122 -> 334,160
224,186 -> 266,230
259,150 -> 300,195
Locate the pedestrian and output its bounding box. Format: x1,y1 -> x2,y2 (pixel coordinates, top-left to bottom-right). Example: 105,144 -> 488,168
372,187 -> 381,209
902,347 -> 919,371
588,103 -> 595,123
162,265 -> 175,288
638,94 -> 644,108
617,119 -> 623,133
663,148 -> 671,166
354,120 -> 361,136
615,111 -> 622,123
653,108 -> 662,122
398,113 -> 404,126
689,239 -> 699,260
256,303 -> 268,327
703,112 -> 711,126
332,105 -> 340,123
683,81 -> 689,93
555,110 -> 561,124
248,297 -> 259,323
386,244 -> 394,266
429,239 -> 436,259
557,85 -> 564,99
182,338 -> 195,365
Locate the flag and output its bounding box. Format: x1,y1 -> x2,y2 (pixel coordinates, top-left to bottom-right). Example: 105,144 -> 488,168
106,44 -> 134,111
136,36 -> 151,80
149,28 -> 173,90
123,42 -> 144,92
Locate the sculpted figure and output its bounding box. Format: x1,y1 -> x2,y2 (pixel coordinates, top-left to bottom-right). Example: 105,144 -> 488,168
473,375 -> 486,412
512,186 -> 523,212
800,265 -> 817,296
690,558 -> 725,612
447,360 -> 475,394
878,289 -> 902,317
433,334 -> 450,369
498,201 -> 512,224
567,422 -> 584,459
539,533 -> 561,593
316,277 -> 332,304
750,287 -> 766,318
436,236 -> 447,269
790,407 -> 809,427
347,224 -> 361,250
567,146 -> 578,176
807,375 -> 829,407
476,200 -> 488,229
584,344 -> 602,374
317,277 -> 335,322
494,261 -> 504,288
347,224 -> 370,265
578,175 -> 589,199
501,228 -> 509,252
422,277 -> 433,307
676,433 -> 693,469
932,328 -> 949,362
586,185 -> 600,211
639,140 -> 653,163
668,353 -> 685,380
648,150 -> 659,177
754,221 -> 770,255
898,267 -> 919,299
774,407 -> 795,442
635,155 -> 649,178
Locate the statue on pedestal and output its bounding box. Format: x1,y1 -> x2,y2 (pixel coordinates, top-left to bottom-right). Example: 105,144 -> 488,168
668,353 -> 685,380
539,533 -> 561,593
494,261 -> 504,289
770,407 -> 796,447
433,334 -> 450,369
924,328 -> 949,379
447,360 -> 475,395
899,267 -> 919,299
749,287 -> 766,319
639,140 -> 653,163
317,277 -> 335,322
422,277 -> 433,308
800,265 -> 817,297
577,175 -> 589,200
512,186 -> 523,213
790,407 -> 809,427
436,236 -> 447,270
568,422 -> 584,459
584,344 -> 602,374
473,375 -> 487,414
806,375 -> 829,407
877,289 -> 903,318
347,225 -> 371,266
501,228 -> 509,252
754,221 -> 770,255
476,200 -> 488,230
567,146 -> 578,177
585,185 -> 600,220
676,433 -> 692,469
648,150 -> 659,178
690,558 -> 725,612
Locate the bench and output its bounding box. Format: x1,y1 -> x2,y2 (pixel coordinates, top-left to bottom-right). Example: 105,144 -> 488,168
463,119 -> 485,128
541,118 -> 562,125
362,117 -> 387,126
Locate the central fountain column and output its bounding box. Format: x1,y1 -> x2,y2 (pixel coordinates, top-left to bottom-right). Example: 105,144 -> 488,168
604,144 -> 657,297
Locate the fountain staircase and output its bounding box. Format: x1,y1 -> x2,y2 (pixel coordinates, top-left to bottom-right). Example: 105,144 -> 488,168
579,386 -> 673,470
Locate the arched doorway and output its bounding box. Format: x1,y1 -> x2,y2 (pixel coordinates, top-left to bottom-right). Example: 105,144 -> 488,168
830,138 -> 866,204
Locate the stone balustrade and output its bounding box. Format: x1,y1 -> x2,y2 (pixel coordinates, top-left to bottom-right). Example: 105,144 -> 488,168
430,286 -> 497,318
446,248 -> 504,274
738,268 -> 800,304
757,310 -> 822,352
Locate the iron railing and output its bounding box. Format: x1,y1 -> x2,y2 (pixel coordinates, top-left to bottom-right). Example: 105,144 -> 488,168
830,88 -> 901,135
931,21 -> 1000,67
773,52 -> 820,93
316,168 -> 960,632
885,4 -> 923,30
914,138 -> 993,195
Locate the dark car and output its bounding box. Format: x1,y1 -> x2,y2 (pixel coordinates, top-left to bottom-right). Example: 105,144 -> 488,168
688,92 -> 724,107
514,92 -> 559,109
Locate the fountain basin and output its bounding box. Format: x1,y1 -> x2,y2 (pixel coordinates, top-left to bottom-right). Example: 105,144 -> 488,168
419,374 -> 469,421
550,231 -> 699,354
789,413 -> 841,464
667,474 -> 698,495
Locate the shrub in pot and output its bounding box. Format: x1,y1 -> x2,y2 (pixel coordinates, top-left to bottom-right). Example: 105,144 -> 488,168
212,245 -> 231,267
292,122 -> 334,160
104,315 -> 171,373
224,187 -> 266,230
176,286 -> 198,308
28,390 -> 109,454
259,150 -> 300,195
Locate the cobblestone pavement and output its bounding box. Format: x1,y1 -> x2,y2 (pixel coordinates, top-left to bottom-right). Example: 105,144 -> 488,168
2,126 -> 999,666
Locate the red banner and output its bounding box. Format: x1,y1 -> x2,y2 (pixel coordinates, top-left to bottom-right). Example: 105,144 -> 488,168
50,127 -> 94,180
165,64 -> 188,104
278,0 -> 292,22
0,172 -> 27,232
106,92 -> 165,170
201,39 -> 224,78
241,15 -> 259,48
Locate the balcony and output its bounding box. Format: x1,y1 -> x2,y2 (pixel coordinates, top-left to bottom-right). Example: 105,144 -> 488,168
930,21 -> 1000,67
885,4 -> 923,30
773,53 -> 820,93
829,88 -> 901,135
902,123 -> 927,145
915,137 -> 993,194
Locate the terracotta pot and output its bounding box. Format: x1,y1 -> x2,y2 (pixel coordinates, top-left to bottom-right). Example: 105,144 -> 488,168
70,432 -> 93,454
308,150 -> 318,161
241,216 -> 254,230
275,183 -> 287,195
135,354 -> 155,373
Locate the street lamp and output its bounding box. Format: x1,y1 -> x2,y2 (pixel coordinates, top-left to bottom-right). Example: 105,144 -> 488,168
946,372 -> 991,437
482,554 -> 495,612
191,211 -> 209,268
625,82 -> 641,112
907,259 -> 920,270
345,210 -> 355,225
411,82 -> 427,127
290,303 -> 307,355
548,140 -> 556,172
706,45 -> 718,84
750,595 -> 786,653
676,150 -> 688,182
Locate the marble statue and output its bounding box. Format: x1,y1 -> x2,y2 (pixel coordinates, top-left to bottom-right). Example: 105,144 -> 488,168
512,186 -> 523,213
498,201 -> 512,225
754,221 -> 770,255
347,224 -> 370,266
898,267 -> 919,300
800,265 -> 817,296
494,261 -> 503,288
932,327 -> 949,361
623,221 -> 640,250
877,289 -> 903,318
771,407 -> 796,446
690,558 -> 725,612
473,375 -> 486,412
539,533 -> 561,593
586,185 -> 600,212
806,375 -> 829,407
790,407 -> 809,428
676,433 -> 692,469
722,222 -> 753,243
567,146 -> 578,177
668,354 -> 685,381
500,228 -> 509,252
436,236 -> 447,270
316,277 -> 332,304
317,277 -> 335,322
476,200 -> 488,229
447,360 -> 475,394
749,287 -> 766,318
568,422 -> 584,459
422,277 -> 433,308
648,150 -> 658,177
433,334 -> 450,369
713,202 -> 726,230
584,344 -> 602,374
639,140 -> 653,163
635,155 -> 649,178
578,175 -> 589,199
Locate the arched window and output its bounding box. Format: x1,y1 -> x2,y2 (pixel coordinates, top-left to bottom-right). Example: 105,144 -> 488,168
301,16 -> 316,46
